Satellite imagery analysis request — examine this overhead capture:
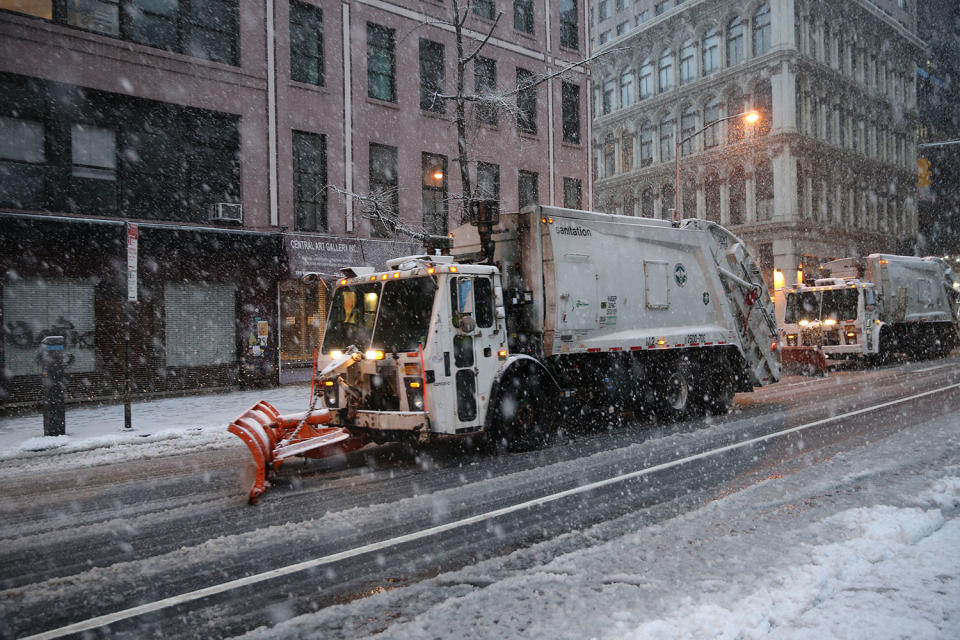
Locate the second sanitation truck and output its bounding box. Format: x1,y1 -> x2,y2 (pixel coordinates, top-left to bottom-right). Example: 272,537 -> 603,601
775,253 -> 959,367
229,206 -> 781,502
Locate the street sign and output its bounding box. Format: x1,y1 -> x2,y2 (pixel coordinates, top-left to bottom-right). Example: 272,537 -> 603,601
127,223 -> 138,302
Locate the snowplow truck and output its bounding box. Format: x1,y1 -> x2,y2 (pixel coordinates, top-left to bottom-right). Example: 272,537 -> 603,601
229,206 -> 780,501
775,254 -> 959,365
313,206 -> 778,449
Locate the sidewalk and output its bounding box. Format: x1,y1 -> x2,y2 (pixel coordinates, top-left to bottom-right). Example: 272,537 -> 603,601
0,383 -> 314,461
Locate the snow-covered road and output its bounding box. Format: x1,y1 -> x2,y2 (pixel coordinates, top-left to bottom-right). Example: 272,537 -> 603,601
2,359 -> 959,639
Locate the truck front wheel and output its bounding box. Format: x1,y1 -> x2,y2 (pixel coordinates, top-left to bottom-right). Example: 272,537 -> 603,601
489,369 -> 555,452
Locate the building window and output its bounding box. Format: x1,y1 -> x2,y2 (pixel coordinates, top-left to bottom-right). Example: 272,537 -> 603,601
518,170 -> 539,209
598,31 -> 610,45
659,114 -> 674,162
514,0 -> 534,34
679,105 -> 696,156
561,82 -> 581,144
621,131 -> 634,171
604,139 -> 615,177
598,0 -> 610,20
563,177 -> 582,208
616,21 -> 628,36
367,23 -> 396,102
368,143 -> 398,237
477,161 -> 500,200
293,131 -> 327,232
290,1 -> 324,85
559,0 -> 578,49
1,0 -> 52,18
654,0 -> 669,16
602,77 -> 615,114
419,39 -> 445,112
727,16 -> 744,66
67,0 -> 119,35
703,96 -> 720,148
615,0 -> 627,11
128,0 -> 177,51
679,39 -> 696,84
0,116 -> 45,209
516,68 -> 538,135
70,123 -> 116,213
619,70 -> 634,107
59,0 -> 237,63
657,48 -> 673,92
641,188 -> 654,217
473,0 -> 495,20
474,56 -> 498,125
752,3 -> 771,56
702,28 -> 719,76
422,153 -> 448,236
639,123 -> 653,166
638,58 -> 652,99
635,10 -> 648,26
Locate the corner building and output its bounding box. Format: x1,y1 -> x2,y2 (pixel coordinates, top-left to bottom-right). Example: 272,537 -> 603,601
0,0 -> 589,406
589,0 -> 921,287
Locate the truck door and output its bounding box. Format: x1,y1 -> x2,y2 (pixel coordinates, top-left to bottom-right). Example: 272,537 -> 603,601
449,276 -> 497,424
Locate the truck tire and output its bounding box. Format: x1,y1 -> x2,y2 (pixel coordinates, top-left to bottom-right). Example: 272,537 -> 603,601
703,373 -> 735,415
873,327 -> 896,366
654,357 -> 700,422
489,368 -> 555,452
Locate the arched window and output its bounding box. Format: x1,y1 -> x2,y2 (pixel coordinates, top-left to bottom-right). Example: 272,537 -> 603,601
679,105 -> 697,156
754,80 -> 772,136
704,96 -> 721,147
640,122 -> 654,166
659,113 -> 675,162
621,131 -> 634,171
726,16 -> 744,66
661,184 -> 675,215
658,48 -> 674,92
604,136 -> 616,176
729,165 -> 746,225
755,160 -> 774,221
641,188 -> 655,217
727,87 -> 747,142
702,28 -> 720,75
620,70 -> 635,107
704,171 -> 722,221
752,3 -> 771,56
638,58 -> 653,99
679,39 -> 696,84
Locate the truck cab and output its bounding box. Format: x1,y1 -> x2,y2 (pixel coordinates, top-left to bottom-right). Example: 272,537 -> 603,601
777,279 -> 880,358
318,255 -> 509,441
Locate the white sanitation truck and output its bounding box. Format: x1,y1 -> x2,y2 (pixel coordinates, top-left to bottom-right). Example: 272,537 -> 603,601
307,205 -> 780,451
775,254 -> 959,365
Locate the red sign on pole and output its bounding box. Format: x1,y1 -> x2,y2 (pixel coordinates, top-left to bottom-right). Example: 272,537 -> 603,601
127,223 -> 138,302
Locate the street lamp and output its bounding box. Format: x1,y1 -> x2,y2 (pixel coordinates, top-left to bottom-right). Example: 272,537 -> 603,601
673,110 -> 761,223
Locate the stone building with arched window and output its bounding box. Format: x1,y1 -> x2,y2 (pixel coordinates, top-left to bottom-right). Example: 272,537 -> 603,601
590,0 -> 922,288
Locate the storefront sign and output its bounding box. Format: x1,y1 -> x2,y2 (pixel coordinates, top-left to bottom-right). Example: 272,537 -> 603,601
284,234 -> 421,280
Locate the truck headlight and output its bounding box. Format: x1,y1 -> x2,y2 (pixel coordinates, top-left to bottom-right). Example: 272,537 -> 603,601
844,329 -> 858,345
405,377 -> 424,411
323,380 -> 339,407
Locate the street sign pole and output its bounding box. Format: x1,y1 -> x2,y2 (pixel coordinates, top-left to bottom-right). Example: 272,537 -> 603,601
124,222 -> 138,431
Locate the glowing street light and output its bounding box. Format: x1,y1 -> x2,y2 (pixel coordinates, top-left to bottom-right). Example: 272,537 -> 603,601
674,110 -> 761,223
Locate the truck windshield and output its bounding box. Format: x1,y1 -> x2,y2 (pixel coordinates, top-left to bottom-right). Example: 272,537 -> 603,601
820,289 -> 859,322
785,291 -> 820,324
322,277 -> 437,352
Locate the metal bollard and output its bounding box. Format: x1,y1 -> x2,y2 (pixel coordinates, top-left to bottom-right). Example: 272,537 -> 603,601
39,335 -> 66,437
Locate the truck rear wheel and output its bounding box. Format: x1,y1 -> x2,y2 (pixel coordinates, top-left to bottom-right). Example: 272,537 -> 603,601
654,358 -> 701,422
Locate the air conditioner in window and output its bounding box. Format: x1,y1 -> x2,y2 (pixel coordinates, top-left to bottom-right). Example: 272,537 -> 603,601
209,203 -> 243,223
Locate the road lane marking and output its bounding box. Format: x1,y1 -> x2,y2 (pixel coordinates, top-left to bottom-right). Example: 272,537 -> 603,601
25,381 -> 960,640
912,363 -> 955,373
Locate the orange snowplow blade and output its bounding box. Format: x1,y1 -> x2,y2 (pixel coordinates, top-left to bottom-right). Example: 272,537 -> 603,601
780,346 -> 829,377
227,400 -> 367,503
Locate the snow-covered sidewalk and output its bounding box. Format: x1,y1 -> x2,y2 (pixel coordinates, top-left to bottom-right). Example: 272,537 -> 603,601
0,383 -> 313,461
